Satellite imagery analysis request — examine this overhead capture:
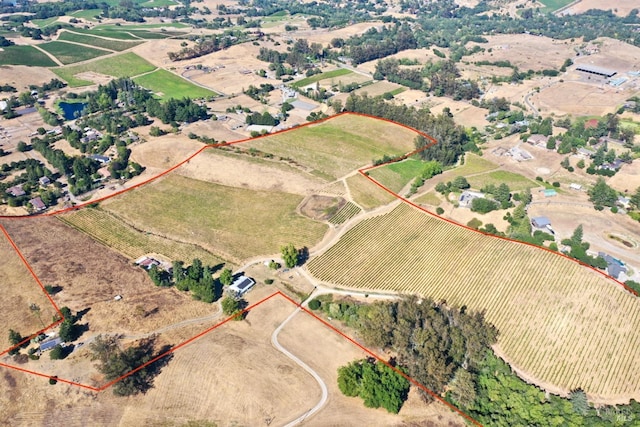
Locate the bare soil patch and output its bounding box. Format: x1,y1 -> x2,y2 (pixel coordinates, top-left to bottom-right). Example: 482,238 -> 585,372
292,22 -> 384,46
353,80 -> 403,97
299,195 -> 347,221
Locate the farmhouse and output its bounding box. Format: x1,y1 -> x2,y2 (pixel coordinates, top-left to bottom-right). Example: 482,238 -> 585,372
531,216 -> 551,229
527,134 -> 548,147
29,197 -> 46,211
598,252 -> 627,279
6,185 -> 25,197
577,147 -> 595,158
39,337 -> 62,352
576,64 -> 617,78
135,256 -> 160,270
601,159 -> 624,171
229,275 -> 256,297
459,191 -> 485,208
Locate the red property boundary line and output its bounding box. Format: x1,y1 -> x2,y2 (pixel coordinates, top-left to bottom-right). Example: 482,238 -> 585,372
0,111 -> 632,297
0,111 -> 633,423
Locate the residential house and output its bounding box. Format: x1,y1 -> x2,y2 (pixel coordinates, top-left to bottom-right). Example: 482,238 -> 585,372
459,191 -> 485,208
229,275 -> 256,297
29,197 -> 46,211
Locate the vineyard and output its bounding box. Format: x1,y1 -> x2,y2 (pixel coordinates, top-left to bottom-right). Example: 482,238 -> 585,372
328,202 -> 362,225
59,208 -> 227,267
307,203 -> 640,401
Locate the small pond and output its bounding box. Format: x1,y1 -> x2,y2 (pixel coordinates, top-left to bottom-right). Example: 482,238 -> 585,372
59,101 -> 87,121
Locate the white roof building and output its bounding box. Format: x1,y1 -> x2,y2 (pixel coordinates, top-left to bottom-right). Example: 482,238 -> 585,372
229,275 -> 256,297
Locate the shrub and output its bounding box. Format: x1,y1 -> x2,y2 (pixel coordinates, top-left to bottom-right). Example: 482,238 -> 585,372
611,206 -> 618,213
308,299 -> 321,310
49,376 -> 57,385
552,182 -> 560,187
436,207 -> 444,215
264,279 -> 274,285
535,176 -> 543,182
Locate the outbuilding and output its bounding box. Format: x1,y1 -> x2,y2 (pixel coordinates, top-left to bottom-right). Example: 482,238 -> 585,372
229,275 -> 256,297
531,216 -> 551,229
39,337 -> 62,352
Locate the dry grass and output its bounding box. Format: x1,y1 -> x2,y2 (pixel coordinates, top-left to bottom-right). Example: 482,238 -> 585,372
307,203 -> 640,403
0,226 -> 59,347
346,174 -> 397,210
101,174 -> 327,263
278,307 -> 466,426
177,149 -> 327,196
244,114 -> 417,180
465,34 -> 578,71
0,217 -> 220,339
0,65 -> 58,92
564,0 -> 639,16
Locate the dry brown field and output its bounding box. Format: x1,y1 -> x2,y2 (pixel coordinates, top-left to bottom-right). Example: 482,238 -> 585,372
529,80 -> 632,116
177,149 -> 326,196
0,65 -> 58,92
609,160 -> 640,194
352,80 -> 403,97
465,34 -> 579,72
277,307 -> 466,427
0,217 -> 219,339
291,22 -> 384,46
564,0 -> 639,16
0,227 -> 59,350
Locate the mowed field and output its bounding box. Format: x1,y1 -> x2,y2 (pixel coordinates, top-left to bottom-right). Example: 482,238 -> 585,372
307,203 -> 640,402
0,228 -> 59,351
100,174 -> 327,263
52,52 -> 156,87
133,69 -> 217,100
38,41 -> 110,65
244,114 -> 418,180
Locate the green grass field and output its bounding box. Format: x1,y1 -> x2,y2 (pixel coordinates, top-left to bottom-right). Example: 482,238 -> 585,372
244,114 -> 418,180
38,41 -> 110,65
467,170 -> 539,191
31,17 -> 59,28
101,175 -> 327,262
133,69 -> 217,100
59,208 -> 227,267
453,153 -> 498,176
621,118 -> 640,133
57,31 -> 143,52
53,52 -> 156,87
71,27 -> 141,40
292,69 -> 353,88
70,9 -> 103,21
538,0 -> 574,12
307,202 -> 640,399
368,159 -> 426,193
140,0 -> 178,7
0,45 -> 57,67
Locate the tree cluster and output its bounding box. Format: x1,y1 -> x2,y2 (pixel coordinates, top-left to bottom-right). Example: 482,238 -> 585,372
146,259 -> 224,304
337,358 -> 410,414
90,334 -> 171,396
